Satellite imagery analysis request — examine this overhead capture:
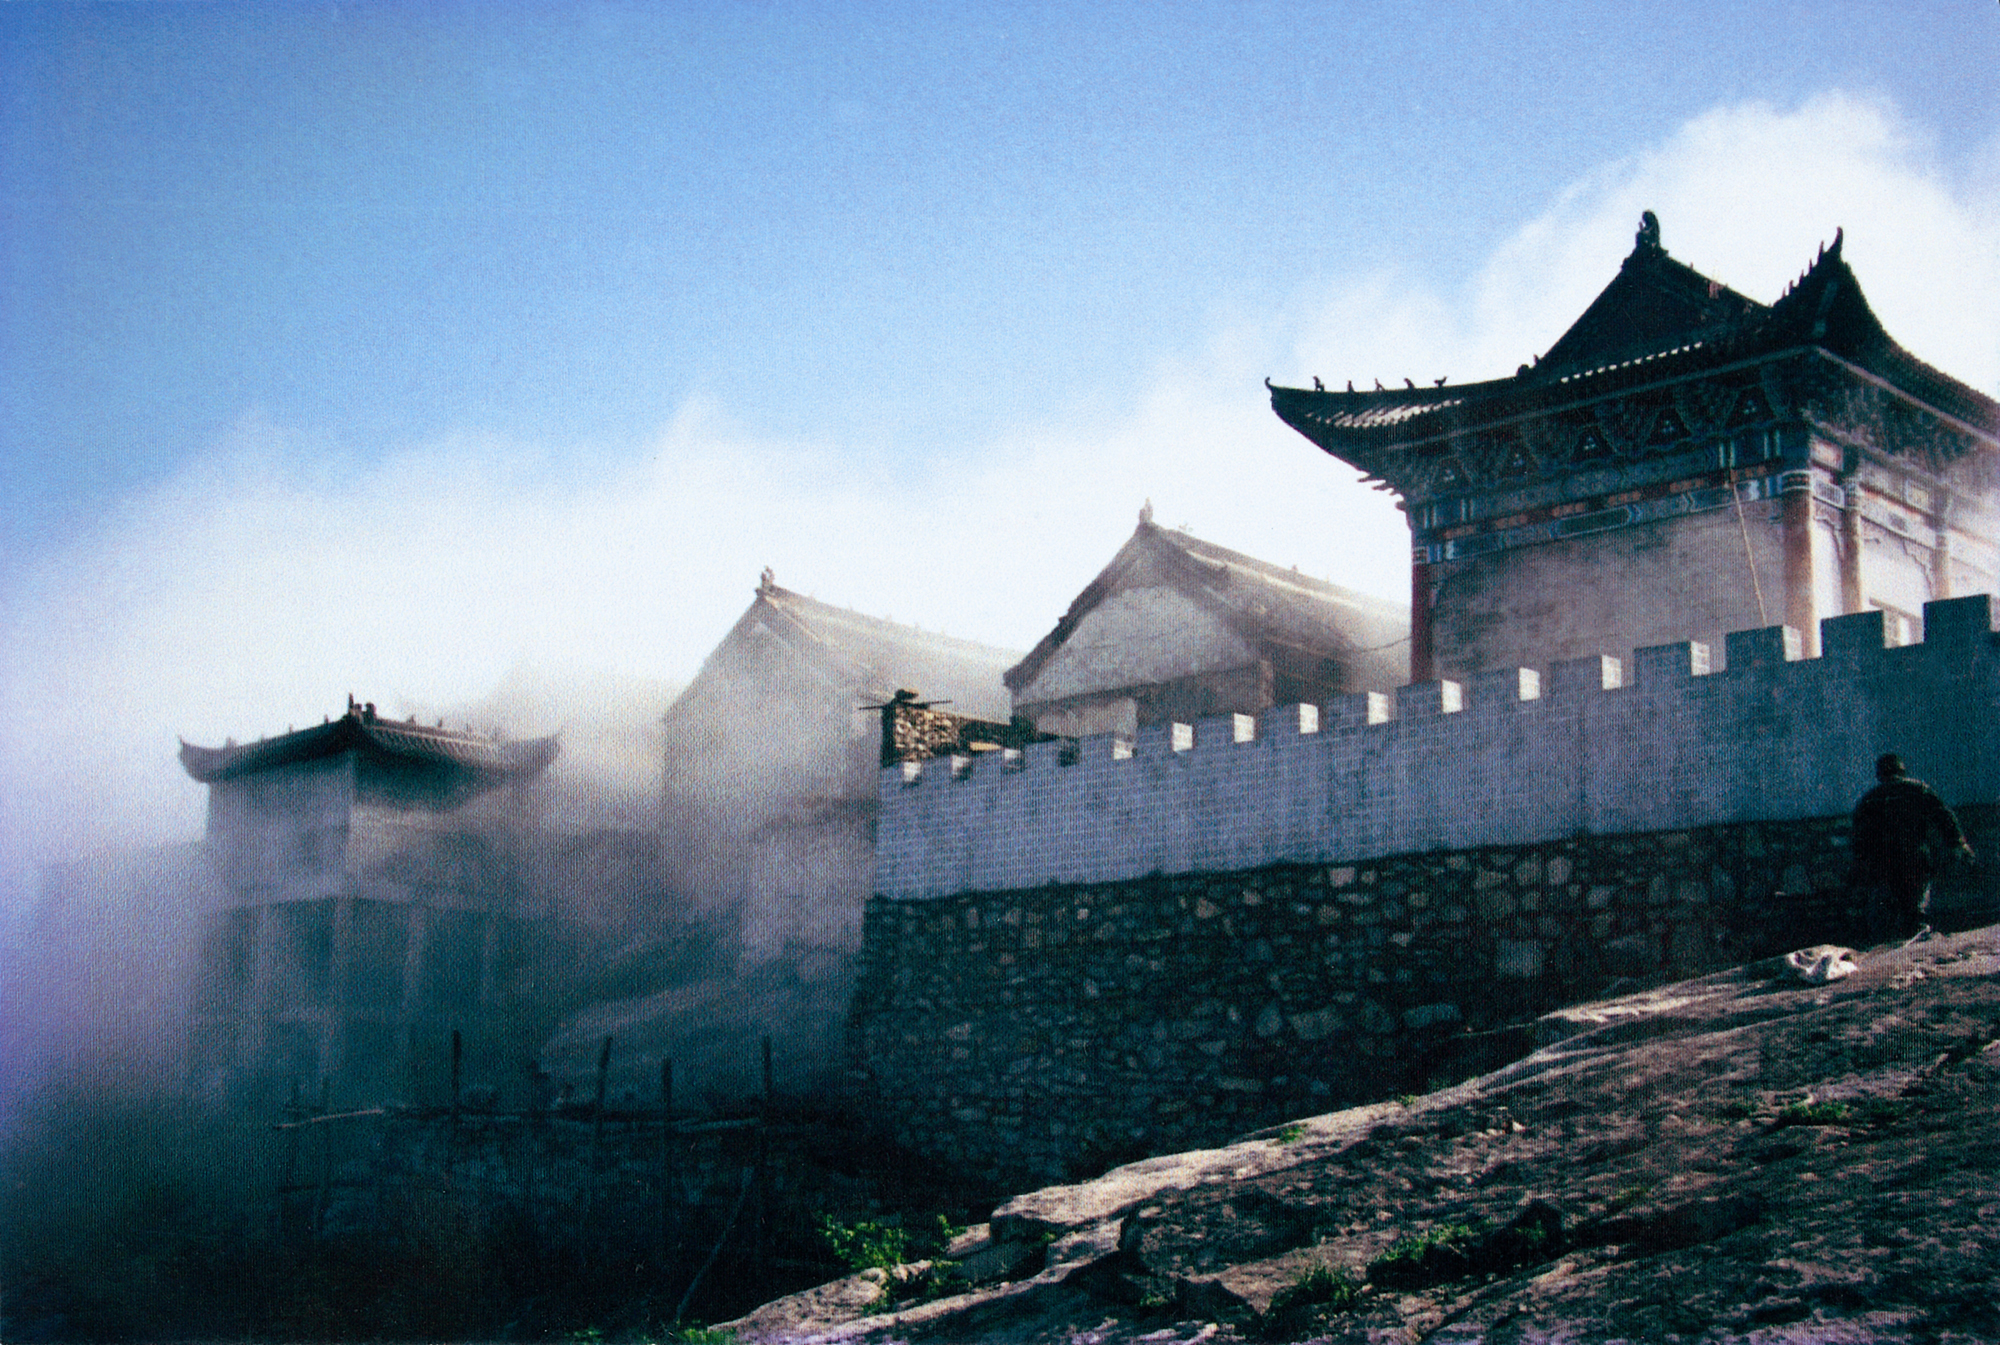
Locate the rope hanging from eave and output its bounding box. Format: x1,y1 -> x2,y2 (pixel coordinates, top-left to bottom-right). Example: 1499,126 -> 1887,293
1730,465 -> 1770,628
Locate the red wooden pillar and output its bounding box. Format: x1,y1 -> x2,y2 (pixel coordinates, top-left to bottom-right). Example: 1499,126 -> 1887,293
1410,558 -> 1435,684
1780,471 -> 1818,657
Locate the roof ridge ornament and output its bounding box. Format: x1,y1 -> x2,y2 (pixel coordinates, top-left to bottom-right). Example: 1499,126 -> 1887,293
1633,210 -> 1663,259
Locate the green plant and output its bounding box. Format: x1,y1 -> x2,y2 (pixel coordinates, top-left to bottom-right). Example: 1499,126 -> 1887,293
1850,1096 -> 1909,1127
1261,1261 -> 1363,1339
1605,1182 -> 1653,1213
1367,1218 -> 1498,1288
901,1261 -> 971,1305
1272,1122 -> 1307,1144
1274,1262 -> 1361,1312
1774,1099 -> 1851,1127
815,1215 -> 913,1272
815,1211 -> 968,1282
667,1329 -> 739,1345
1373,1220 -> 1483,1273
1395,1093 -> 1420,1108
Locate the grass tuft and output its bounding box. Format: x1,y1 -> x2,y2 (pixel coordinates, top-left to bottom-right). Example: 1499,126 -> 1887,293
1604,1182 -> 1654,1213
1262,1260 -> 1363,1336
1774,1099 -> 1851,1127
1372,1220 -> 1483,1272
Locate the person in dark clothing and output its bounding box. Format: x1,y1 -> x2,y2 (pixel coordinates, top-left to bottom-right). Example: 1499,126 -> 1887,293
1851,753 -> 1974,941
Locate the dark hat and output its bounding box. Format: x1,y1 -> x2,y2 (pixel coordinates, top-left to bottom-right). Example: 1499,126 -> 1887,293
1876,753 -> 1906,780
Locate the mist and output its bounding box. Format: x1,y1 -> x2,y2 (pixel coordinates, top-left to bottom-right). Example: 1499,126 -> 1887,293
3,93 -> 1995,921
3,68 -> 1994,1155
1,89 -> 1997,1339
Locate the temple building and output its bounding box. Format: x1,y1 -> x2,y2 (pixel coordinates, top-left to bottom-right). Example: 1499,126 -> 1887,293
179,699 -> 559,1108
537,571 -> 1028,1101
1005,510 -> 1408,738
658,570 -> 1022,974
1270,214 -> 2000,681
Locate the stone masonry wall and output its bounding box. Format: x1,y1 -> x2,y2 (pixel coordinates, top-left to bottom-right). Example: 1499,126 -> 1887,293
875,597 -> 2000,901
846,808 -> 2000,1188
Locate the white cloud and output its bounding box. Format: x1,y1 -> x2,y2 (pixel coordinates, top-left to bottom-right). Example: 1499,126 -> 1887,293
3,91 -> 1995,907
1485,93 -> 1998,392
1289,92 -> 2000,397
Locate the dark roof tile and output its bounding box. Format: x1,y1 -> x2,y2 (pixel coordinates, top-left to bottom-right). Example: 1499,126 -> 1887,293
180,710 -> 558,791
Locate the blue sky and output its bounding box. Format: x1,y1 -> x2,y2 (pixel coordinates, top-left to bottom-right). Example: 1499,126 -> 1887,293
2,2 -> 1999,889
6,2 -> 1996,546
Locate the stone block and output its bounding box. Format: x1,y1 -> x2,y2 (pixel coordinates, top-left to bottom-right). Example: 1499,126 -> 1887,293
1817,609 -> 1887,659
1319,690 -> 1388,731
1631,641 -> 1711,684
1548,654 -> 1623,698
1723,624 -> 1801,670
951,1231 -> 1044,1284
1468,667 -> 1540,709
1022,739 -> 1065,770
1397,679 -> 1465,718
1921,594 -> 1994,645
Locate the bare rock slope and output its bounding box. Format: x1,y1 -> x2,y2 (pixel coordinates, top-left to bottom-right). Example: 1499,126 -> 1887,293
725,926 -> 2000,1343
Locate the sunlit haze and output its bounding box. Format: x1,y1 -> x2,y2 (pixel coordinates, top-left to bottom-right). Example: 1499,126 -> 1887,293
3,4 -> 1998,917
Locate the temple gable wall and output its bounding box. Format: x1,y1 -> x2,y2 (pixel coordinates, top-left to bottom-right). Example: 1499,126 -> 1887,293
1012,584 -> 1257,708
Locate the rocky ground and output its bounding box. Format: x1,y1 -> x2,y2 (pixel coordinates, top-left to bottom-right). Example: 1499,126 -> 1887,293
723,925 -> 2000,1344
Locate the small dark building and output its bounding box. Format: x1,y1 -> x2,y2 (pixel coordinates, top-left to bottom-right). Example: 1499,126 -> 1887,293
179,700 -> 558,1108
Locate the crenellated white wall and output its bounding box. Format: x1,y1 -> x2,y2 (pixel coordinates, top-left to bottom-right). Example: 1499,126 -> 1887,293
875,596 -> 2000,900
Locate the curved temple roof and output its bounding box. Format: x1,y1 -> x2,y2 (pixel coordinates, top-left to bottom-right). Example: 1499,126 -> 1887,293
1004,516 -> 1409,698
1269,220 -> 2000,492
669,572 -> 1022,725
181,703 -> 559,807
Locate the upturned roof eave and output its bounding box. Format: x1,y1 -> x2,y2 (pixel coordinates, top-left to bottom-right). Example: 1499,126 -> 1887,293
1273,223 -> 2000,482
1276,341 -> 2000,492
179,715 -> 558,785
1272,341 -> 1730,471
1269,374 -> 1518,473
1835,339 -> 2000,443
